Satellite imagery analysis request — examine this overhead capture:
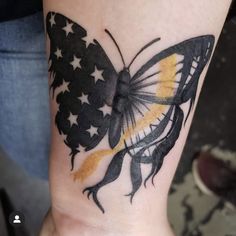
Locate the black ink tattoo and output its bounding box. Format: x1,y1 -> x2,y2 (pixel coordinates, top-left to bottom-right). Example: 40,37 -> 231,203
46,12 -> 215,213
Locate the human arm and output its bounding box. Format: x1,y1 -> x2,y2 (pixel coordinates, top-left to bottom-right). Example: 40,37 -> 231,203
40,1 -> 232,235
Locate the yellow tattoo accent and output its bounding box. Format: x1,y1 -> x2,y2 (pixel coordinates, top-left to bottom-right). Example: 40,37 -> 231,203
73,149 -> 115,181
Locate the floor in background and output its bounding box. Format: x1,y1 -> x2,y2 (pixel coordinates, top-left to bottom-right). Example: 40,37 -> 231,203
0,19 -> 235,236
168,147 -> 236,236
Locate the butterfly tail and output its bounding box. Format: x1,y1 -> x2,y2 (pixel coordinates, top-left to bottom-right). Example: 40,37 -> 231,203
83,149 -> 126,213
125,158 -> 142,203
144,106 -> 184,186
184,98 -> 194,126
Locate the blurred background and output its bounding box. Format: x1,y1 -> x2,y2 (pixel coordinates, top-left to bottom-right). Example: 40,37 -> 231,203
0,9 -> 236,236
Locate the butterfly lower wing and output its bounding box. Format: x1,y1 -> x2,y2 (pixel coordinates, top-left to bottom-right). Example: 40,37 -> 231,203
120,36 -> 214,196
46,12 -> 118,168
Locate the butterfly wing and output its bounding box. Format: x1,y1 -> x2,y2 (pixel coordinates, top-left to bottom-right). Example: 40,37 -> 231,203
130,35 -> 215,105
118,36 -> 215,197
46,12 -> 118,167
122,35 -> 215,150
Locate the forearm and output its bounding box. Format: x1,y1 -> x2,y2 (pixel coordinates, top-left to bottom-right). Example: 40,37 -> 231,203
42,1 -> 231,235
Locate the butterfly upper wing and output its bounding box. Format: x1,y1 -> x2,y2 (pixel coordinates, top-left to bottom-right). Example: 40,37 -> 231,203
46,12 -> 118,164
130,35 -> 215,105
121,36 -> 215,153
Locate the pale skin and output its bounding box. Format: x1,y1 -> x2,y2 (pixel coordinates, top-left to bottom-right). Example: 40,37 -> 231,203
40,1 -> 232,235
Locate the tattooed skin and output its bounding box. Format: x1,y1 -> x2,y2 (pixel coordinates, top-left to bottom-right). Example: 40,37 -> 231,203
46,12 -> 215,213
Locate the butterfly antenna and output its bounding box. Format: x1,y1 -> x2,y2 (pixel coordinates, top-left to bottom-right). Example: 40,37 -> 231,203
127,37 -> 161,69
105,29 -> 126,67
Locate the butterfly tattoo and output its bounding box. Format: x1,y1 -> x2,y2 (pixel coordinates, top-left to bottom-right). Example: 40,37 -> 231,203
46,12 -> 215,213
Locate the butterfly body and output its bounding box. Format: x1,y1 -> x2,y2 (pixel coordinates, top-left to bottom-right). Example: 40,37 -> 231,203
110,68 -> 131,148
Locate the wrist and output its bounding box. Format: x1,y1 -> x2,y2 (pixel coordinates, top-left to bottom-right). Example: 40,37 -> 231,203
50,204 -> 175,236
48,150 -> 176,236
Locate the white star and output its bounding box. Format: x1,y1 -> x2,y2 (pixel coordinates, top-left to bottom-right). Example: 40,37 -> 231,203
63,21 -> 74,36
49,13 -> 56,27
59,80 -> 69,93
80,92 -> 89,105
82,32 -> 96,48
70,56 -> 81,70
99,104 -> 111,116
87,125 -> 98,137
54,48 -> 62,59
68,112 -> 78,126
91,66 -> 104,82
